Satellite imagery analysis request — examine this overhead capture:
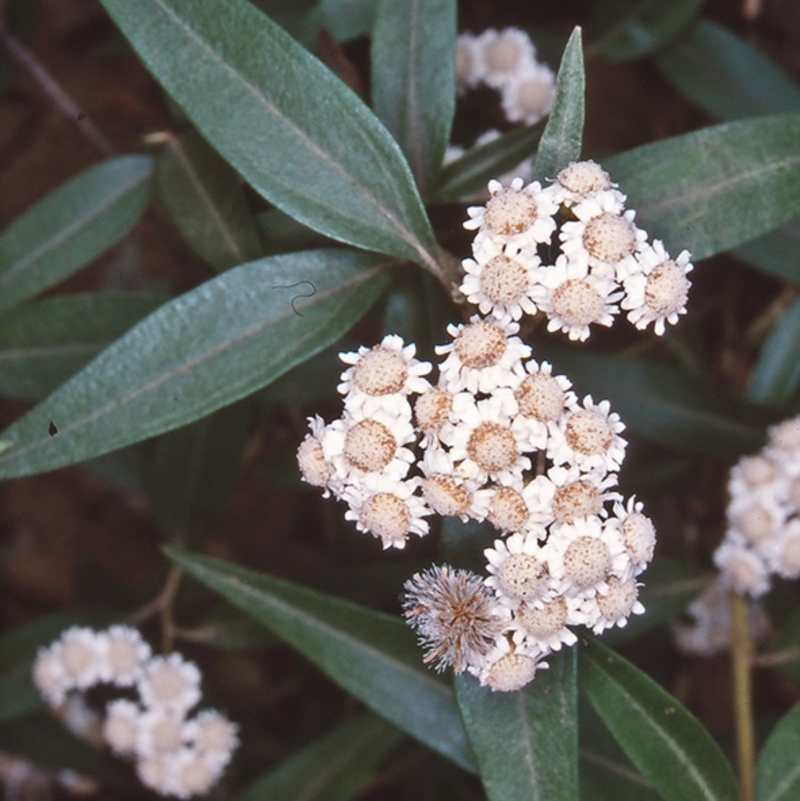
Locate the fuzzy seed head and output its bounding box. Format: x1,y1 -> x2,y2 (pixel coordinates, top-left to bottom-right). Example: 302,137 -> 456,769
582,213 -> 636,264
454,320 -> 507,369
483,188 -> 539,236
563,536 -> 611,589
344,419 -> 396,472
551,279 -> 605,327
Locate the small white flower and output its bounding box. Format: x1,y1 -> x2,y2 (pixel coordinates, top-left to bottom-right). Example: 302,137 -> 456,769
547,395 -> 626,473
500,60 -> 556,125
471,27 -> 537,90
538,256 -> 622,341
343,474 -> 430,549
135,708 -> 188,757
419,445 -> 492,521
537,465 -> 621,529
581,575 -> 645,635
97,625 -> 151,687
103,699 -> 142,757
166,747 -> 226,800
138,653 -> 202,716
455,33 -> 484,91
56,626 -> 105,691
550,160 -> 619,207
185,710 -> 239,766
32,644 -> 70,707
485,532 -> 554,608
609,496 -> 656,574
470,636 -> 547,692
137,753 -> 173,796
714,541 -> 770,598
510,595 -> 579,652
763,519 -> 800,580
622,240 -> 693,335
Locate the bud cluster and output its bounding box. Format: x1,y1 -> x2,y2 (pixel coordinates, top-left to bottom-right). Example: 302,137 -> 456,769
32,626 -> 238,798
461,161 -> 694,339
298,316 -> 656,690
714,415 -> 800,597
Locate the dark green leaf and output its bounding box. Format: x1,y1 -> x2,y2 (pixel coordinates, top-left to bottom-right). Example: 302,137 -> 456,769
746,298 -> 800,408
257,208 -> 329,255
157,131 -> 263,272
238,712 -> 402,801
733,218 -> 800,285
434,125 -> 545,203
371,0 -> 455,198
534,27 -> 584,182
580,639 -> 739,801
308,0 -> 377,42
0,292 -> 165,401
606,113 -> 800,261
0,156 -> 152,316
756,701 -> 800,801
655,20 -> 800,121
99,0 -> 440,271
0,250 -> 392,479
0,665 -> 42,723
179,603 -> 277,650
589,0 -> 703,63
166,547 -> 476,772
455,649 -> 578,801
535,343 -> 773,459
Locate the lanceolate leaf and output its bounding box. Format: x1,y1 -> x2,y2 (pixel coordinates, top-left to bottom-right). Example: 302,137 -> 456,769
157,131 -> 263,272
756,702 -> 800,801
655,20 -> 800,121
165,547 -> 476,772
0,292 -> 165,401
455,649 -> 578,801
580,639 -> 739,801
746,297 -> 800,408
535,344 -> 773,459
534,27 -> 584,182
237,713 -> 402,801
733,218 -> 800,285
99,0 -> 440,272
0,250 -> 392,479
371,0 -> 456,199
606,113 -> 800,261
0,156 -> 152,317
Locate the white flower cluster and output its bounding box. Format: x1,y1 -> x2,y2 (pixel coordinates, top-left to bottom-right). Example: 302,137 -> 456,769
713,416 -> 800,598
461,161 -> 694,339
298,320 -> 656,691
32,626 -> 238,798
456,27 -> 556,126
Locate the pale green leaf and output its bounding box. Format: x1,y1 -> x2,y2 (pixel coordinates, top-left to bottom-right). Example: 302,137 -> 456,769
580,639 -> 738,801
0,250 -> 392,479
534,27 -> 584,182
371,0 -> 456,198
455,649 -> 578,801
606,113 -> 800,260
756,702 -> 800,801
99,0 -> 440,272
747,298 -> 800,408
0,156 -> 152,316
166,547 -> 476,772
733,218 -> 800,285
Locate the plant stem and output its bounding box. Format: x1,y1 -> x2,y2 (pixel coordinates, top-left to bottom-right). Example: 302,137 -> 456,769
730,591 -> 755,801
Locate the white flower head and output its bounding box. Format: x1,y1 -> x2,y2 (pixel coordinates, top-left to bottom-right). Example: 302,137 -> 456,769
33,644 -> 71,707
610,496 -> 656,574
420,445 -> 492,521
581,575 -> 645,635
436,315 -> 531,394
622,240 -> 693,335
486,484 -> 532,535
550,160 -> 619,207
539,256 -> 623,341
103,699 -> 142,757
470,636 -> 547,692
485,532 -> 555,608
338,335 -> 432,416
767,415 -> 800,460
455,33 -> 484,91
472,27 -> 537,90
137,753 -> 173,796
138,653 -> 202,716
166,747 -> 226,800
714,541 -> 770,598
510,595 -> 579,652
403,564 -> 508,673
97,625 -> 151,687
343,474 -> 430,549
547,395 -> 626,473
763,519 -> 800,580
459,241 -> 545,322
500,60 -> 556,125
185,710 -> 239,766
464,178 -> 558,251
545,465 -> 621,528
297,415 -> 340,498
135,707 -> 188,757
414,385 -> 453,446
55,626 -> 105,691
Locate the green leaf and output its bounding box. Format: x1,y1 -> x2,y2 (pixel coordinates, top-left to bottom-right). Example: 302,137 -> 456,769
756,702 -> 800,801
746,298 -> 800,408
0,249 -> 392,479
455,649 -> 578,801
535,343 -> 773,459
534,27 -> 584,182
0,156 -> 152,316
0,292 -> 165,401
733,218 -> 800,285
237,712 -> 402,801
371,0 -> 455,199
165,547 -> 476,772
580,639 -> 739,801
99,0 -> 440,272
588,0 -> 703,63
605,113 -> 800,261
434,125 -> 545,203
308,0 -> 377,42
157,131 -> 263,272
655,20 -> 800,121
0,665 -> 42,723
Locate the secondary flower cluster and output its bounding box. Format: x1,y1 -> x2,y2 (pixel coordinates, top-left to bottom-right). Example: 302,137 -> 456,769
297,320 -> 656,690
714,415 -> 800,597
32,626 -> 238,799
456,27 -> 556,126
460,161 -> 694,340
